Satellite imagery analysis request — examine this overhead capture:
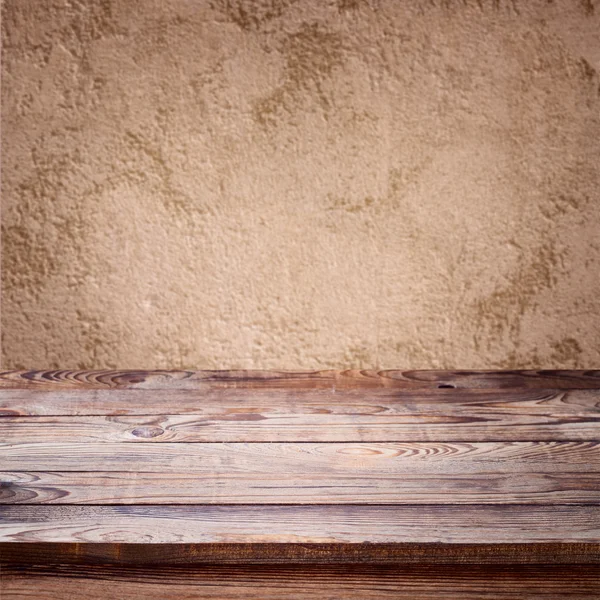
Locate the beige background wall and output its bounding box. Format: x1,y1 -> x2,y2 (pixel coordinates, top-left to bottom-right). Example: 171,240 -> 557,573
1,0 -> 599,370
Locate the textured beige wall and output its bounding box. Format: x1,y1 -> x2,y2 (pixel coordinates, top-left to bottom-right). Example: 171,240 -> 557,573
2,0 -> 599,370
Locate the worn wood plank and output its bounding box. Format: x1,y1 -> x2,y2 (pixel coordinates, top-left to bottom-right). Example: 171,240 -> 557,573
4,542 -> 599,565
4,470 -> 599,504
2,442 -> 598,504
2,402 -> 599,441
2,386 -> 598,417
2,505 -> 598,544
5,441 -> 596,471
2,564 -> 599,599
1,369 -> 599,390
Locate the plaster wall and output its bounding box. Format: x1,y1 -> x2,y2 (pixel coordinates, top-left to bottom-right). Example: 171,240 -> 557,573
2,0 -> 599,369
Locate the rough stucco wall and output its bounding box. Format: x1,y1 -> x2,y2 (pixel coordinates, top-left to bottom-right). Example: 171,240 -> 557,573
1,0 -> 599,370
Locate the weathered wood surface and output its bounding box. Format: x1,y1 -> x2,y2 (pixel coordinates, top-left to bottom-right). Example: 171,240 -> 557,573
2,505 -> 598,544
7,440 -> 597,470
2,385 -> 598,416
3,388 -> 599,449
6,469 -> 599,504
1,369 -> 599,389
4,542 -> 598,565
2,442 -> 599,504
3,564 -> 599,599
1,369 -> 599,597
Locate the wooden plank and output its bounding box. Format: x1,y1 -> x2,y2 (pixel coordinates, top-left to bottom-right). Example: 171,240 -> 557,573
1,387 -> 594,417
1,386 -> 598,417
1,369 -> 599,391
2,565 -> 599,599
3,470 -> 599,504
2,402 -> 599,441
2,505 -> 598,544
4,542 -> 599,565
5,441 -> 596,471
2,442 -> 599,504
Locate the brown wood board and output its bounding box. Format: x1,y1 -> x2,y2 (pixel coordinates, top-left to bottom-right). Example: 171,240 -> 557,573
1,369 -> 599,390
2,564 -> 599,599
3,542 -> 599,565
2,505 -> 598,544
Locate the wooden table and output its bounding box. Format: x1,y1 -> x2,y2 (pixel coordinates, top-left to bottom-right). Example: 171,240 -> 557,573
1,370 -> 599,598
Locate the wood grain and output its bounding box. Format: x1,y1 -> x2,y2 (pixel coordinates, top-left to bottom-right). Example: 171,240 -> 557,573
2,564 -> 599,599
5,440 -> 596,470
2,398 -> 598,441
2,368 -> 599,594
2,386 -> 598,417
5,471 -> 599,504
2,505 -> 598,544
1,369 -> 599,390
4,542 -> 599,565
2,442 -> 598,504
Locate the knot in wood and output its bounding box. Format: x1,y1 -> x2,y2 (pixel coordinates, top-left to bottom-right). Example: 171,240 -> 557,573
131,426 -> 164,439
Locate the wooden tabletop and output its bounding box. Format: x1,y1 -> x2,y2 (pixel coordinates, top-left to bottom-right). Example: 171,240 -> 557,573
1,369 -> 599,598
